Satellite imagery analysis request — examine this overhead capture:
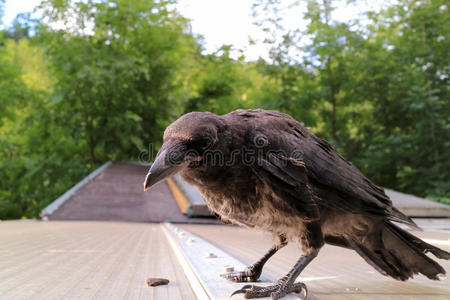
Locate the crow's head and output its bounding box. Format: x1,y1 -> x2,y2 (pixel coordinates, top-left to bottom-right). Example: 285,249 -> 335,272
143,112 -> 224,191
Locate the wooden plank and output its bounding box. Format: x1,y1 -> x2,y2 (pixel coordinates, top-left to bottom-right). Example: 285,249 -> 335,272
0,221 -> 196,300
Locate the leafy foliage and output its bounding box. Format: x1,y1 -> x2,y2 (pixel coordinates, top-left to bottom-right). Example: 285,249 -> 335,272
251,0 -> 450,203
38,0 -> 198,163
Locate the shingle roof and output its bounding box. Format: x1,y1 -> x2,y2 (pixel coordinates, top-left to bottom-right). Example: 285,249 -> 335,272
47,162 -> 218,223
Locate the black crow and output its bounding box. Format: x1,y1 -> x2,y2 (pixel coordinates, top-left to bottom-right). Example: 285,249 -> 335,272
144,109 -> 449,299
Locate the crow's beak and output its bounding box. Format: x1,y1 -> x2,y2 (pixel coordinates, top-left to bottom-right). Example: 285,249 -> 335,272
143,149 -> 186,191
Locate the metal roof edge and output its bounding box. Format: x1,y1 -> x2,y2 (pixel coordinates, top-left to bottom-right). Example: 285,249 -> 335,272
161,223 -> 210,300
161,222 -> 299,300
40,161 -> 113,217
386,188 -> 450,208
116,160 -> 151,166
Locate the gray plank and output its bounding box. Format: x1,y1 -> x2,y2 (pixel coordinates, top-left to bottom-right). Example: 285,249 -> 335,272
0,221 -> 196,300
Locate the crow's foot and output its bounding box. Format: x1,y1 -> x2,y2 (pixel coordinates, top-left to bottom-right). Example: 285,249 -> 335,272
221,265 -> 262,282
230,281 -> 307,299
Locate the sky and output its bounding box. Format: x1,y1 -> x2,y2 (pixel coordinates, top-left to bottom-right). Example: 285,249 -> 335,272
1,0 -> 384,61
2,0 -> 42,26
176,0 -> 383,60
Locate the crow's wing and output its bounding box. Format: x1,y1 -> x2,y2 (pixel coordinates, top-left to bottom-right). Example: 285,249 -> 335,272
253,151 -> 320,221
299,127 -> 417,225
302,133 -> 413,224
232,109 -> 415,226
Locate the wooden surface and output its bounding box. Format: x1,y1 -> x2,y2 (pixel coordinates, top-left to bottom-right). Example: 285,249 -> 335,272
1,220 -> 449,300
0,221 -> 195,300
181,221 -> 450,300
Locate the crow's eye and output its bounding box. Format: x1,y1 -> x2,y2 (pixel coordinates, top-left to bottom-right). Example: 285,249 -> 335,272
194,138 -> 212,150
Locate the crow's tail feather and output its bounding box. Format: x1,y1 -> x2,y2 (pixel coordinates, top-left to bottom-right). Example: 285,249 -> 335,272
349,221 -> 449,281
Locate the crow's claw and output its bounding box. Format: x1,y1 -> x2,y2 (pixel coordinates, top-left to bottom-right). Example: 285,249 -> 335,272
230,285 -> 253,297
230,282 -> 307,299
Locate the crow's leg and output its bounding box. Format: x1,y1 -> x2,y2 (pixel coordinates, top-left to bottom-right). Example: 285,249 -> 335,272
231,222 -> 323,299
222,234 -> 287,282
231,250 -> 317,299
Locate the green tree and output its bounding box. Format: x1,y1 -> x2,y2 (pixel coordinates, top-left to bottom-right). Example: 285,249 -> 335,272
353,0 -> 450,200
183,46 -> 255,114
250,0 -> 449,202
3,13 -> 33,41
0,37 -> 59,218
251,0 -> 319,127
39,0 -> 197,163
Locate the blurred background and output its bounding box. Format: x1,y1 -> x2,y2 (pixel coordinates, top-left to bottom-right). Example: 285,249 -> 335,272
0,0 -> 448,220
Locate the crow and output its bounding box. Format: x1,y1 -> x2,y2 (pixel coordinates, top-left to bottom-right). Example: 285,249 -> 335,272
143,109 -> 449,299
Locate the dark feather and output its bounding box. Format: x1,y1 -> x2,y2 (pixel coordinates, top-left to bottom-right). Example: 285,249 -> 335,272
255,152 -> 320,220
